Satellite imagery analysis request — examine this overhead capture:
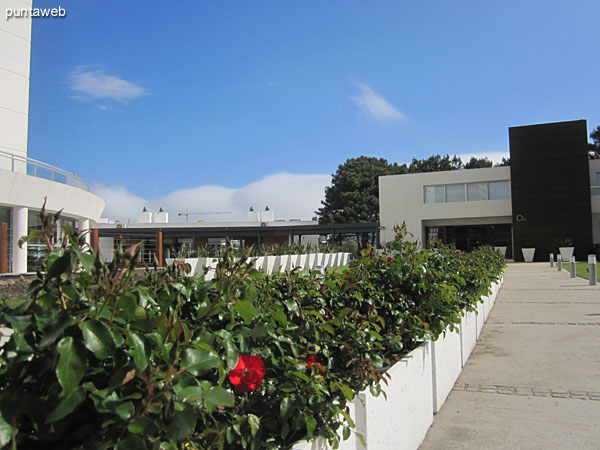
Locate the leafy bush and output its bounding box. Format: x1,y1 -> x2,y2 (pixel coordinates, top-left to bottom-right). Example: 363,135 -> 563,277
0,210 -> 505,450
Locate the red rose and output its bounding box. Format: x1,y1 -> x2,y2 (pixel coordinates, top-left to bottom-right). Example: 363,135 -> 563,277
344,271 -> 350,276
387,257 -> 393,263
228,355 -> 265,392
320,284 -> 327,292
306,355 -> 325,374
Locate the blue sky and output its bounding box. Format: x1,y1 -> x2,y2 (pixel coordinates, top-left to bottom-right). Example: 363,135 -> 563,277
26,0 -> 600,221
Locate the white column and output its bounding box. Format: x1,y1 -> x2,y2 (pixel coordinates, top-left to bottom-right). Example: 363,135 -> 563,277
79,218 -> 90,247
12,206 -> 28,274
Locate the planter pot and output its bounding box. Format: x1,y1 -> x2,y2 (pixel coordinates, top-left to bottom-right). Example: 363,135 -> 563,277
343,252 -> 351,266
559,247 -> 574,261
289,254 -> 301,270
521,247 -> 535,262
494,246 -> 507,258
321,253 -> 331,268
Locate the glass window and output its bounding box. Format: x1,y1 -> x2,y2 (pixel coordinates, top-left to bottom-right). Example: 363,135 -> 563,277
467,183 -> 488,201
488,181 -> 510,200
424,185 -> 445,203
446,184 -> 466,202
596,172 -> 600,186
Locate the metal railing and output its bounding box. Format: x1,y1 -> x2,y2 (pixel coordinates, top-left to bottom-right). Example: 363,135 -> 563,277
591,186 -> 600,196
0,150 -> 89,191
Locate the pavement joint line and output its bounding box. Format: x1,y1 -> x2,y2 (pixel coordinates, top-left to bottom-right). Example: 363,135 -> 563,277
488,320 -> 600,326
501,301 -> 597,304
453,383 -> 599,400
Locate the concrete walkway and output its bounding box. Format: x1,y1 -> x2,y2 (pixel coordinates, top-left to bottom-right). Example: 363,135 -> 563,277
420,262 -> 600,449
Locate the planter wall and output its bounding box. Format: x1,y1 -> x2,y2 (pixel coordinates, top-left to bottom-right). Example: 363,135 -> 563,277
299,278 -> 503,450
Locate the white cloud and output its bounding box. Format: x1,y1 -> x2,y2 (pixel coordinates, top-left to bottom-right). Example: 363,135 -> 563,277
92,172 -> 330,223
349,81 -> 407,121
68,66 -> 148,102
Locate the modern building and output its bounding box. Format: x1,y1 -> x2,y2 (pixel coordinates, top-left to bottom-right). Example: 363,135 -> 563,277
380,119 -> 598,261
0,3 -> 105,274
95,207 -> 379,264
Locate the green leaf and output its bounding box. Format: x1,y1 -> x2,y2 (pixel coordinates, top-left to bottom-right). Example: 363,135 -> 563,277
247,414 -> 260,436
74,249 -> 96,274
178,386 -> 205,403
127,417 -> 154,435
0,412 -> 12,447
116,435 -> 148,450
181,348 -> 220,376
338,383 -> 354,401
47,252 -> 72,279
280,397 -> 293,420
202,387 -> 234,409
305,415 -> 317,438
80,320 -> 115,360
56,336 -> 87,394
115,401 -> 135,421
46,388 -> 86,423
233,300 -> 256,323
127,332 -> 147,371
224,341 -> 239,372
166,403 -> 196,441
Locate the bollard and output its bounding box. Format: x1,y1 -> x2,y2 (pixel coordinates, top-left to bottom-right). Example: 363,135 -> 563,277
588,255 -> 597,286
570,256 -> 576,278
550,253 -> 554,267
557,254 -> 562,271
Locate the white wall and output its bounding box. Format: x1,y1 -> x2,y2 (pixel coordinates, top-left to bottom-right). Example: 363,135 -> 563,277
379,167 -> 512,244
0,0 -> 32,159
0,169 -> 105,222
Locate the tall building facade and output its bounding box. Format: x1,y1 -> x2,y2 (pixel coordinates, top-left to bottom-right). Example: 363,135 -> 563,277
0,3 -> 105,273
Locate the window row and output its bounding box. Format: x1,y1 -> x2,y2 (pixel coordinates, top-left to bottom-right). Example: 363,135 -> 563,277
424,180 -> 510,204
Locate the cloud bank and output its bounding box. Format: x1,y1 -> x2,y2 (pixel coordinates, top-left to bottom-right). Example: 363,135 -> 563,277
68,66 -> 148,102
93,172 -> 331,223
350,81 -> 407,121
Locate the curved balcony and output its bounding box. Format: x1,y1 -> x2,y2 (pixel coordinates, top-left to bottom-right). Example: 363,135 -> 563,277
0,149 -> 89,191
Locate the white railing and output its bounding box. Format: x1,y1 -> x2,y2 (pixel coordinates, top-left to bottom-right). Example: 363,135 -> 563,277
0,150 -> 89,191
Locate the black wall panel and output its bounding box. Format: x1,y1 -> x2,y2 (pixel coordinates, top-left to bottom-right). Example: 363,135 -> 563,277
509,120 -> 592,261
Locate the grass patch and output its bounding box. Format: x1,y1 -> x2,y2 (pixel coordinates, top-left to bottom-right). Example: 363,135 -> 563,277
564,261 -> 600,280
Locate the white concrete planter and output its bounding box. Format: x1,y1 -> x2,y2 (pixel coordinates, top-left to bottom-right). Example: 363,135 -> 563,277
322,253 -> 331,268
521,247 -> 535,262
431,327 -> 462,414
306,253 -> 317,270
254,256 -> 265,272
460,309 -> 477,367
297,254 -> 308,270
494,246 -> 507,258
343,252 -> 351,266
476,300 -> 485,340
290,254 -> 301,270
559,247 -> 574,261
361,343 -> 433,450
264,255 -> 277,275
316,253 -> 324,267
201,257 -> 219,281
329,253 -> 339,267
164,258 -> 198,276
275,255 -> 290,273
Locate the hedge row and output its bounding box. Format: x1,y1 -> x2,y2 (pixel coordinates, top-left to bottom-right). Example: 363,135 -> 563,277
0,214 -> 505,450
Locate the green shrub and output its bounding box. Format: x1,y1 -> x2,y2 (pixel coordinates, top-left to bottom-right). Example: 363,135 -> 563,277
0,209 -> 505,450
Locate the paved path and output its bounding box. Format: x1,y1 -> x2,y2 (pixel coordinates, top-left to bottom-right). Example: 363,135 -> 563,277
420,262 -> 600,449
